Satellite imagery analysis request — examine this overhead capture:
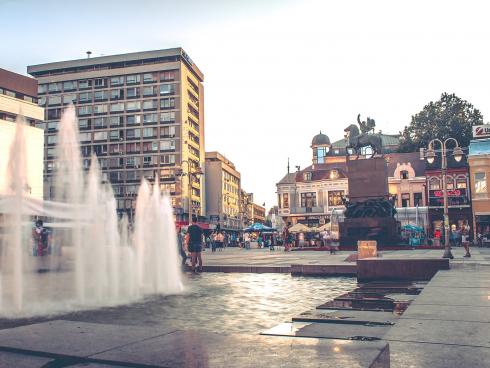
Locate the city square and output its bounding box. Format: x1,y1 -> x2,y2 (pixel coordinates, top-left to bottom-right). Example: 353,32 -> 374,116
1,1 -> 490,367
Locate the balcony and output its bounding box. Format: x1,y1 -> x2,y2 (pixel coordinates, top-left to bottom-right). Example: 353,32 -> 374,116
287,206 -> 327,215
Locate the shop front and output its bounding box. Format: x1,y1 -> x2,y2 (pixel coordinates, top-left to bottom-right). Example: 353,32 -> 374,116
428,207 -> 473,242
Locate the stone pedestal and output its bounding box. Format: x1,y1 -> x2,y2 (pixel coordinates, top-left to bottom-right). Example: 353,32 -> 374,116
347,157 -> 388,201
340,157 -> 400,247
358,240 -> 377,259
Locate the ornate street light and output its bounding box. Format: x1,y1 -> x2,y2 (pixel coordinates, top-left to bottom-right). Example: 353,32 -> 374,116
424,138 -> 465,259
176,160 -> 203,224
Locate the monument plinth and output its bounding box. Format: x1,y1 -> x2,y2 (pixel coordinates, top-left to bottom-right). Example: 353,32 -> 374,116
339,116 -> 400,247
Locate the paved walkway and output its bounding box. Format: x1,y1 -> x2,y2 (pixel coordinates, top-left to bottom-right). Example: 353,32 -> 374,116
386,262 -> 490,368
200,246 -> 490,268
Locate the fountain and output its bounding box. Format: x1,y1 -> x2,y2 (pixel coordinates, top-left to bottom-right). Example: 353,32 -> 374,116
0,105 -> 183,317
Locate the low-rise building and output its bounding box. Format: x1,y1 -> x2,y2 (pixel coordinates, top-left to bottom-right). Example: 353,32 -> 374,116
205,151 -> 241,231
387,152 -> 429,229
0,68 -> 44,200
425,151 -> 471,238
252,203 -> 266,224
468,133 -> 490,239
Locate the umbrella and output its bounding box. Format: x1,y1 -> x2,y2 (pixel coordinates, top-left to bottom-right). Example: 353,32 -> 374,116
316,223 -> 331,232
402,224 -> 423,233
288,223 -> 311,233
243,222 -> 275,232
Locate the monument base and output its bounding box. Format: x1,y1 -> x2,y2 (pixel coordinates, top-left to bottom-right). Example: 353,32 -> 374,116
339,217 -> 400,248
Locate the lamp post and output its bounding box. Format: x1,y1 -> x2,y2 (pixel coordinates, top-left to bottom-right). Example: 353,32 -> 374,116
176,160 -> 203,224
424,138 -> 464,259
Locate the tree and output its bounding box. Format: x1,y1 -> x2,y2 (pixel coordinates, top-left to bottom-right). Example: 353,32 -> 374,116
398,93 -> 484,152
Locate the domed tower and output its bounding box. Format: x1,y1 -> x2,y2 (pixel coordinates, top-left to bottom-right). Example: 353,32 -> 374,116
311,131 -> 331,164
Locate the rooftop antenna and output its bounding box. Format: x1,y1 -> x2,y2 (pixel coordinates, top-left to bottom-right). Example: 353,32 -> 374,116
86,51 -> 92,59
287,157 -> 290,174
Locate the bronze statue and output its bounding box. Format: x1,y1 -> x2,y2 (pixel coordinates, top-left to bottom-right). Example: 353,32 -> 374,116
344,114 -> 382,158
357,114 -> 376,134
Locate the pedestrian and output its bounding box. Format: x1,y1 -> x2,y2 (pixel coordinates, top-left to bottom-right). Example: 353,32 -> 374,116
462,222 -> 471,258
211,231 -> 217,252
32,219 -> 50,256
216,231 -> 224,251
244,232 -> 251,249
177,228 -> 188,266
185,216 -> 204,273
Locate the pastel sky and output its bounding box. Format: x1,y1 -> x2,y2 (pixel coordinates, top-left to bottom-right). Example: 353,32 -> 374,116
2,0 -> 490,209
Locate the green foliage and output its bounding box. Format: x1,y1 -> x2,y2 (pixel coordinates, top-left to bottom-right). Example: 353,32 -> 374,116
398,93 -> 483,152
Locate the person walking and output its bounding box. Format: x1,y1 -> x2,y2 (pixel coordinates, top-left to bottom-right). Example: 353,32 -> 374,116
186,216 -> 204,273
211,231 -> 217,252
216,231 -> 224,251
462,222 -> 471,258
177,228 -> 188,266
244,232 -> 251,250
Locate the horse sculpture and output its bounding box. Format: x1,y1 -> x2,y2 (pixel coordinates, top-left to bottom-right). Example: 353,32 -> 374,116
344,124 -> 383,158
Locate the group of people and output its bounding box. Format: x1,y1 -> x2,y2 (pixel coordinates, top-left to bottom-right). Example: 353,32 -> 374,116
449,223 -> 471,258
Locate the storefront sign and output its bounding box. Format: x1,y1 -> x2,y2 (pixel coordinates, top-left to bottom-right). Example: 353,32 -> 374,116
429,189 -> 469,206
473,124 -> 490,139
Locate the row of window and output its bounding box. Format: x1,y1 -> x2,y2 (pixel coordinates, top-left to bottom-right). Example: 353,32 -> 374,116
46,154 -> 177,171
46,107 -> 177,122
47,136 -> 176,151
0,87 -> 36,103
70,127 -> 176,142
38,71 -> 178,94
112,181 -> 180,197
280,191 -> 345,209
428,176 -> 468,190
40,86 -> 177,107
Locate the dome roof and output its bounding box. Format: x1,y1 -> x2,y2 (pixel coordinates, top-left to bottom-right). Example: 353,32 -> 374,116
311,131 -> 330,146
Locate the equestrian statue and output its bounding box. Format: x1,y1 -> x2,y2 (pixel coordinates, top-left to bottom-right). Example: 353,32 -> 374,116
344,114 -> 382,158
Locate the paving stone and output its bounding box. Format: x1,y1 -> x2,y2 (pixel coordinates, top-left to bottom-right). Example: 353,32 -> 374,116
386,318 -> 490,348
389,341 -> 490,368
0,320 -> 175,357
0,351 -> 53,368
292,309 -> 398,326
411,290 -> 490,307
261,322 -> 390,340
92,330 -> 390,368
401,303 -> 490,323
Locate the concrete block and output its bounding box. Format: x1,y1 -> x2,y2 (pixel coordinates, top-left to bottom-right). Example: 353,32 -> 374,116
386,318 -> 490,348
261,322 -> 390,340
292,309 -> 398,326
0,320 -> 175,357
290,264 -> 357,276
389,341 -> 490,368
0,351 -> 53,368
358,241 -> 377,259
93,329 -> 390,367
401,304 -> 490,323
357,258 -> 449,281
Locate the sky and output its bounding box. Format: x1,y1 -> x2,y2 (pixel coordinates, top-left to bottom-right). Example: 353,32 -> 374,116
2,0 -> 490,209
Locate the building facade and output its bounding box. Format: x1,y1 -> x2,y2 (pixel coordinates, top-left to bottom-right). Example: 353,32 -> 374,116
251,203 -> 266,224
239,190 -> 254,228
205,151 -> 241,231
387,152 -> 429,230
468,136 -> 490,239
0,68 -> 44,199
27,48 -> 205,220
425,152 -> 472,237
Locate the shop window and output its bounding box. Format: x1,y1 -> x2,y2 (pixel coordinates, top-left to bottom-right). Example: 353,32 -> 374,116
328,191 -> 344,207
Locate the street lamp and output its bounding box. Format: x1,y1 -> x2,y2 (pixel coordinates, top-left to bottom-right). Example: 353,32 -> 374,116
424,138 -> 465,259
176,160 -> 203,224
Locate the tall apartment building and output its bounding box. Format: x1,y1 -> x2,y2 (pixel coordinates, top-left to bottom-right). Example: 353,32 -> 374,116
0,68 -> 44,199
27,48 -> 205,220
205,151 -> 241,230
